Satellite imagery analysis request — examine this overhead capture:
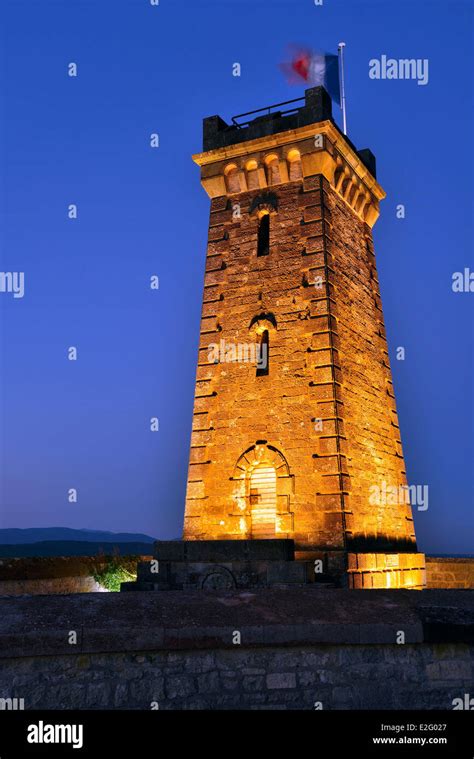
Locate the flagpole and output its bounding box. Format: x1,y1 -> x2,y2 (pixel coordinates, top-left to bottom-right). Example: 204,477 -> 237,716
338,42 -> 347,135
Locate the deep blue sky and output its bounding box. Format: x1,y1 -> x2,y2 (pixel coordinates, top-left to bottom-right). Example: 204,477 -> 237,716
0,0 -> 472,554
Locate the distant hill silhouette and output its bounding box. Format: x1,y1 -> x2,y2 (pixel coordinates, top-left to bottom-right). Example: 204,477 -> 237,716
0,528 -> 158,558
0,527 -> 156,545
0,541 -> 154,558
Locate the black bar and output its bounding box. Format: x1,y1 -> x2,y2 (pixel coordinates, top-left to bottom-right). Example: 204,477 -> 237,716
0,710 -> 472,757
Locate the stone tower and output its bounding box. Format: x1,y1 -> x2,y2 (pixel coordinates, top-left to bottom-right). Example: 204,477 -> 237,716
183,87 -> 425,589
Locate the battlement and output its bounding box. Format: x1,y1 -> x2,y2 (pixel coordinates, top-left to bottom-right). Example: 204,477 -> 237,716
202,86 -> 377,179
194,87 -> 384,228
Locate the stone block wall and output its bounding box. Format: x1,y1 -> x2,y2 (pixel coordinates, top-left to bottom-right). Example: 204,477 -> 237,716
184,93 -> 420,563
185,176 -> 353,549
426,558 -> 474,589
184,175 -> 415,552
1,643 -> 473,711
325,182 -> 415,551
0,556 -> 149,596
348,552 -> 426,589
0,588 -> 472,710
1,555 -> 470,595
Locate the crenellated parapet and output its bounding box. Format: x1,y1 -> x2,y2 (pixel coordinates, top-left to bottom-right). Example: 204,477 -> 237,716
193,88 -> 385,228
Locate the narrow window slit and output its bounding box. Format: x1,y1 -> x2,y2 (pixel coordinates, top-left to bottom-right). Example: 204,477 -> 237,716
256,330 -> 269,377
257,213 -> 270,257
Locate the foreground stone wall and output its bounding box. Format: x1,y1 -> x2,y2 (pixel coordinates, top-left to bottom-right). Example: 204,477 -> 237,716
0,588 -> 472,710
2,643 -> 473,711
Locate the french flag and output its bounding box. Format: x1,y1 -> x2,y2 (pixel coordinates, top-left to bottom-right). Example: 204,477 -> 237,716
282,47 -> 341,104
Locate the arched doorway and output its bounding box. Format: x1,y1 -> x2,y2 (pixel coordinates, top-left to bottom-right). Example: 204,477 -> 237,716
250,463 -> 277,538
231,443 -> 293,539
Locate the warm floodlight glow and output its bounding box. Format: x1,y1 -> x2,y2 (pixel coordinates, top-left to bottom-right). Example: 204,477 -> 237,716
250,464 -> 277,538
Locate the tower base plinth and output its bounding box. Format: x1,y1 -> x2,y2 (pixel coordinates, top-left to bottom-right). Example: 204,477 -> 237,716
121,539 -> 339,591
121,541 -> 426,592
347,552 -> 426,590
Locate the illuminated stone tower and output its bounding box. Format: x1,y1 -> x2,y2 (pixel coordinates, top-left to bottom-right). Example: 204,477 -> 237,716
183,87 -> 425,589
